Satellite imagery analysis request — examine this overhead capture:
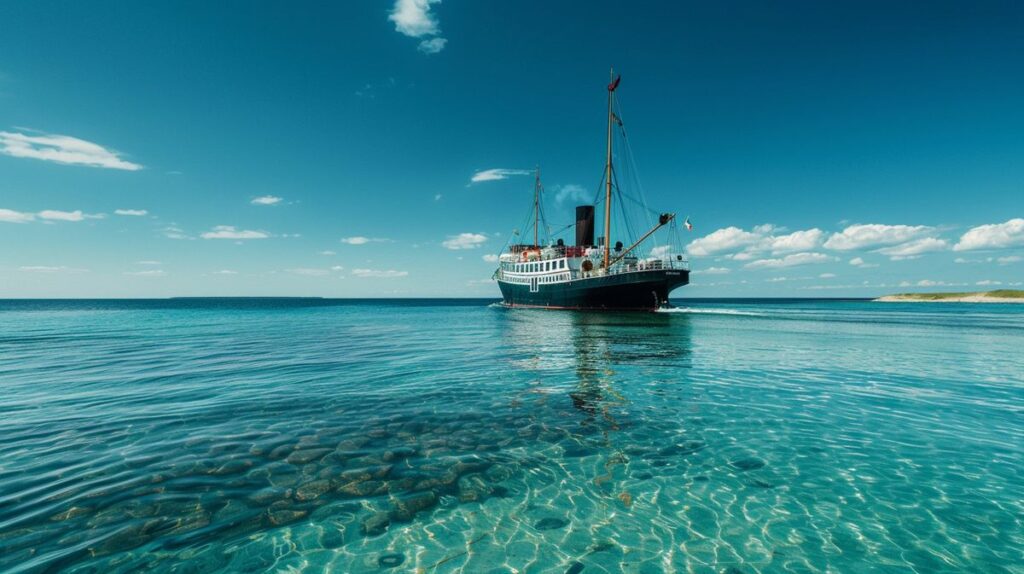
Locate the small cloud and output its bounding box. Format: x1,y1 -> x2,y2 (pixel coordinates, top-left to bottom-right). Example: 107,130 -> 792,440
819,273 -> 836,279
877,237 -> 948,260
213,270 -> 237,275
331,265 -> 345,271
389,0 -> 440,36
38,209 -> 104,222
341,236 -> 370,245
955,218 -> 1024,251
976,280 -> 1002,286
114,209 -> 148,216
766,276 -> 789,283
434,193 -> 442,201
389,0 -> 446,53
124,269 -> 166,277
318,250 -> 336,256
164,226 -> 192,240
553,184 -> 590,205
20,265 -> 87,273
351,268 -> 409,278
745,252 -> 834,269
0,130 -> 142,170
687,226 -> 761,257
482,254 -> 499,263
848,257 -> 878,268
695,266 -> 730,275
997,255 -> 1022,264
418,37 -> 447,54
288,268 -> 330,276
251,195 -> 283,206
824,224 -> 934,251
135,260 -> 161,265
443,232 -> 488,250
0,208 -> 35,223
469,168 -> 531,184
201,225 -> 269,240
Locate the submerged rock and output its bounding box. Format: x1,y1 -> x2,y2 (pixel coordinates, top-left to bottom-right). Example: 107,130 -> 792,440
729,458 -> 766,472
295,479 -> 332,501
378,553 -> 405,569
389,491 -> 438,522
286,448 -> 331,465
361,511 -> 390,536
566,562 -> 585,574
268,508 -> 307,526
535,517 -> 569,530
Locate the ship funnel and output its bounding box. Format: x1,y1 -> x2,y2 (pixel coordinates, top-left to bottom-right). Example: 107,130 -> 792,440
575,205 -> 595,247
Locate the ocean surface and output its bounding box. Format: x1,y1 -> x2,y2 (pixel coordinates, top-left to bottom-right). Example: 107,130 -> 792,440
0,298 -> 1022,573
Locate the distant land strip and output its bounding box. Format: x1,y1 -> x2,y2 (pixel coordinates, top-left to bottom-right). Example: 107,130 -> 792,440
875,290 -> 1024,303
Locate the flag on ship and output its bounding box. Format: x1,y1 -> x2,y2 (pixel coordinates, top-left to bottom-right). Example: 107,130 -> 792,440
684,216 -> 693,231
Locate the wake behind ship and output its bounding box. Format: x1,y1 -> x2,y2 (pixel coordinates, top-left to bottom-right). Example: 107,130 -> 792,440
493,71 -> 690,311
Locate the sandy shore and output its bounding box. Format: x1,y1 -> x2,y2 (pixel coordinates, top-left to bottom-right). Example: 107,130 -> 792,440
875,295 -> 1024,303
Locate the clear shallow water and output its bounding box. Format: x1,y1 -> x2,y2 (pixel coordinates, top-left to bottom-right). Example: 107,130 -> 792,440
0,298 -> 1022,573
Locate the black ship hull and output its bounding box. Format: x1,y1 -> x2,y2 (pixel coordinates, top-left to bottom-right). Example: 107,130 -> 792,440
498,269 -> 689,311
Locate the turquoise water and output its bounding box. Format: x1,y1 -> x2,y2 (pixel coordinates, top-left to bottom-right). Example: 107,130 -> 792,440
1,298 -> 1022,573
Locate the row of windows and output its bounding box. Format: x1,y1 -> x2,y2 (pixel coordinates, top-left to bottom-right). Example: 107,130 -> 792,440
504,259 -> 567,273
500,273 -> 571,285
538,273 -> 570,284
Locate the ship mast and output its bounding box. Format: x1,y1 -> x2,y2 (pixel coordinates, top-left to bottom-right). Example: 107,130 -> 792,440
534,166 -> 540,247
603,68 -> 618,268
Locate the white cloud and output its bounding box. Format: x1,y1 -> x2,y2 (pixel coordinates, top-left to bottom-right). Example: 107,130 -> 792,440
344,235 -> 391,243
470,168 -> 531,184
331,265 -> 345,271
251,195 -> 282,206
136,260 -> 161,265
877,237 -> 948,260
695,267 -> 730,275
318,250 -> 336,256
0,130 -> 142,170
37,209 -> 104,222
482,254 -> 499,263
352,268 -> 409,278
20,265 -> 86,273
848,256 -> 879,268
766,276 -> 789,283
554,184 -> 590,204
997,255 -> 1022,264
288,268 -> 330,276
0,208 -> 35,223
819,273 -> 836,279
418,37 -> 447,54
114,209 -> 148,216
954,218 -> 1024,251
434,194 -> 442,201
164,226 -> 191,240
686,226 -> 761,257
124,270 -> 166,277
389,0 -> 440,36
745,252 -> 833,269
389,0 -> 446,53
824,224 -> 933,251
443,232 -> 488,250
213,270 -> 237,275
768,229 -> 824,254
200,225 -> 269,240
976,280 -> 1002,286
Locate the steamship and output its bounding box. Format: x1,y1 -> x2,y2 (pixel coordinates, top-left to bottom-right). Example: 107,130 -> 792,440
493,71 -> 690,311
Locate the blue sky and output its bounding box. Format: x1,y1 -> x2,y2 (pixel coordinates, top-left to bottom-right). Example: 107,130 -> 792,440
1,0 -> 1022,298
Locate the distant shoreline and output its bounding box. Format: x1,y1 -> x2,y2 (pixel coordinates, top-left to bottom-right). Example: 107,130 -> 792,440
875,290 -> 1024,303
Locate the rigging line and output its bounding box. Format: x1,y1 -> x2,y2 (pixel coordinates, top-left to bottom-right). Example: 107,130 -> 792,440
614,96 -> 656,233
610,164 -> 639,249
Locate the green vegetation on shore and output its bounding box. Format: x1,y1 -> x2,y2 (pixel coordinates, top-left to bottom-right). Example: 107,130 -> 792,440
883,290 -> 1024,301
